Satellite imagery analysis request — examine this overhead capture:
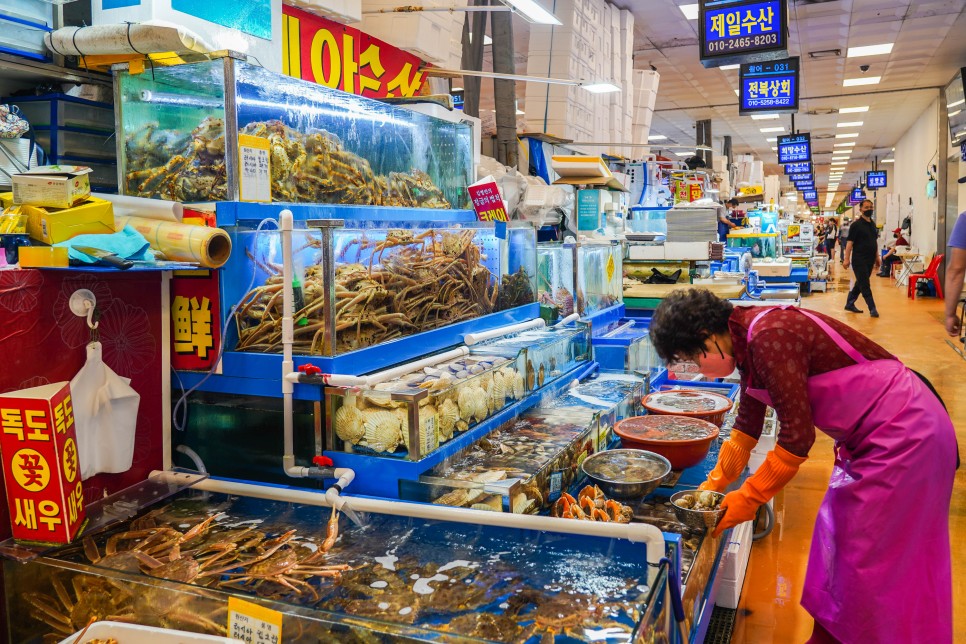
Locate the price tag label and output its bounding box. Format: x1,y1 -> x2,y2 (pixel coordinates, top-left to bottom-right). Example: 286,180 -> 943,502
238,134 -> 272,203
605,254 -> 616,283
228,597 -> 283,644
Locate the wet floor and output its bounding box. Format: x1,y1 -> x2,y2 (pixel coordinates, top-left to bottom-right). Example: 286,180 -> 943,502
730,263 -> 966,643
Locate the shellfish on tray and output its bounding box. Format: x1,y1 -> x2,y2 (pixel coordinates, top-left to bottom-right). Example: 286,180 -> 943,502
361,410 -> 403,453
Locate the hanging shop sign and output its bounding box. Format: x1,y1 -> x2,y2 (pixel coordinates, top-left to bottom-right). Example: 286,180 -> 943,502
789,173 -> 812,183
784,161 -> 811,175
171,271 -> 221,372
468,178 -> 509,223
795,182 -> 815,191
802,189 -> 817,202
0,382 -> 86,546
699,0 -> 788,68
738,56 -> 799,114
281,5 -> 426,98
850,188 -> 866,205
866,170 -> 887,190
777,133 -> 810,164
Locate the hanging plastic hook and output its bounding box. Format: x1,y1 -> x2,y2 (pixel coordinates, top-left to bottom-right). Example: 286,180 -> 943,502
68,289 -> 99,343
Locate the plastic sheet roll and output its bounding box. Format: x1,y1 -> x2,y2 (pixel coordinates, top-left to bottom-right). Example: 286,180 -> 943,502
100,194 -> 183,222
117,216 -> 231,268
45,24 -> 213,57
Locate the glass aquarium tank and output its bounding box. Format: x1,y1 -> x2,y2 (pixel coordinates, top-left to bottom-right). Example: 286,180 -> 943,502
324,351 -> 528,460
5,492 -> 664,643
537,241 -> 622,318
593,319 -> 659,374
226,220 -> 535,356
409,404 -> 601,513
470,322 -> 592,391
115,55 -> 474,208
550,370 -> 646,449
725,232 -> 779,259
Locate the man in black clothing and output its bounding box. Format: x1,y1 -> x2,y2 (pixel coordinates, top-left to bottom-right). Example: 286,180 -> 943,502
843,199 -> 881,317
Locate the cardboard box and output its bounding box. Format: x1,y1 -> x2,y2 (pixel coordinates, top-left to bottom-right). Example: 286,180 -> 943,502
18,246 -> 69,268
12,166 -> 92,209
24,196 -> 115,245
0,382 -> 86,546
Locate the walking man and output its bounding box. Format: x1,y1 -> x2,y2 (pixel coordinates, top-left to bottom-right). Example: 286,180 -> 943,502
838,218 -> 851,263
843,199 -> 881,317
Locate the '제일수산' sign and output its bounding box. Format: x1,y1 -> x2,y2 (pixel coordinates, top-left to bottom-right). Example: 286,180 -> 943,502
699,0 -> 788,67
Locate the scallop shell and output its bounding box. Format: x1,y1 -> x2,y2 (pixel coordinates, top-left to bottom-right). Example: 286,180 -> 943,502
468,364 -> 484,375
488,371 -> 506,412
512,492 -> 534,514
438,398 -> 459,441
361,409 -> 403,453
363,389 -> 400,409
500,368 -> 525,400
334,404 -> 365,443
470,503 -> 500,512
456,419 -> 469,433
458,386 -> 487,423
472,390 -> 490,423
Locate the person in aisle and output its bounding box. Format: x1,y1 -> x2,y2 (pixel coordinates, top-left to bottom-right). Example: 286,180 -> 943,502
944,204 -> 966,336
842,200 -> 880,316
825,221 -> 837,262
837,218 -> 851,262
718,199 -> 739,241
648,289 -> 957,644
876,227 -> 910,277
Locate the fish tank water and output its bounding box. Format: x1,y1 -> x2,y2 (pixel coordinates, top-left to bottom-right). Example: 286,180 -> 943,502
5,492 -> 665,643
224,220 -> 533,356
538,242 -> 622,318
115,55 -> 474,208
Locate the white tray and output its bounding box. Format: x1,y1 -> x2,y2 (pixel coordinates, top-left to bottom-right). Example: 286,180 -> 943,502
59,622 -> 242,644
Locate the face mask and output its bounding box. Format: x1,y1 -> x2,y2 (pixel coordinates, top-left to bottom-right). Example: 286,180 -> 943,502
862,209 -> 873,217
696,339 -> 736,379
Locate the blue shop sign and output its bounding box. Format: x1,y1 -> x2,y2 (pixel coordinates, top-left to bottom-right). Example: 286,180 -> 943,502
802,190 -> 817,201
700,0 -> 788,67
739,56 -> 799,114
789,173 -> 812,183
850,188 -> 866,204
777,133 -> 810,164
784,161 -> 811,175
866,170 -> 887,190
795,181 -> 815,191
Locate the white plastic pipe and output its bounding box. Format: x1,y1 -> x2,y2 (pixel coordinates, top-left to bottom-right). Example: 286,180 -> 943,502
462,318 -> 546,346
291,346 -> 472,387
153,472 -> 666,565
601,320 -> 635,339
554,313 -> 580,327
280,210 -> 305,479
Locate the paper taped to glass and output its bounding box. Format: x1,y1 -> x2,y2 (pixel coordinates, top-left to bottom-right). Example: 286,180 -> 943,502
116,215 -> 231,268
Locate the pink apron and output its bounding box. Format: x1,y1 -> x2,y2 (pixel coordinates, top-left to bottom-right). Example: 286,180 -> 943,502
744,308 -> 956,644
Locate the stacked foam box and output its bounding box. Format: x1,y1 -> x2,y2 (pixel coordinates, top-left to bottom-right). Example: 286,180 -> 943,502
632,70 -> 660,147
284,0 -> 360,23
360,0 -> 465,66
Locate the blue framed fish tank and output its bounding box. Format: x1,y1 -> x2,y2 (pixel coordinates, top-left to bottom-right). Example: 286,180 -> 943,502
114,54 -> 474,208
537,241 -> 623,319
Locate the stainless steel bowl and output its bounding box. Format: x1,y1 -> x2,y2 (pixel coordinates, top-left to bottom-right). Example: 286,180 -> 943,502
670,490 -> 726,531
580,449 -> 671,500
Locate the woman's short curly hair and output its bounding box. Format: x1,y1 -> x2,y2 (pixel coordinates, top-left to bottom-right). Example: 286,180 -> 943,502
649,289 -> 734,363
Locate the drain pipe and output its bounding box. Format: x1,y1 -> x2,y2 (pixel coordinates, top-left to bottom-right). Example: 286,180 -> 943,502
152,471 -> 666,565
463,318 -> 546,345
554,313 -> 580,327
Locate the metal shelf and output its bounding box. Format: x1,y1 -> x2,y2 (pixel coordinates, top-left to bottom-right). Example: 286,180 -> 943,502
0,52 -> 110,86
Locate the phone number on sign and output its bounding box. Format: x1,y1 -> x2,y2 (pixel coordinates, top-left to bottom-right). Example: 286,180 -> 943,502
747,98 -> 793,108
707,33 -> 779,52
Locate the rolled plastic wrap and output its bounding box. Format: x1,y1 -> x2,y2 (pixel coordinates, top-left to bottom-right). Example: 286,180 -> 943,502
45,24 -> 213,57
100,194 -> 183,222
117,216 -> 231,268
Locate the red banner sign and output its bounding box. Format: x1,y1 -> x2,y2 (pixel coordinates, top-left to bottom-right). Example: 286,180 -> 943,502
282,5 -> 426,98
468,180 -> 508,223
0,382 -> 85,546
171,271 -> 221,372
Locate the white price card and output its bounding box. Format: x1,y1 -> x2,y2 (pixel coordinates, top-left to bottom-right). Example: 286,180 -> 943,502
238,134 -> 272,203
228,596 -> 283,644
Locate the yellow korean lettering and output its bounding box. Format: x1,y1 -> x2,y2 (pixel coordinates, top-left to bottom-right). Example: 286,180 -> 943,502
711,14 -> 726,38
385,63 -> 423,97
38,500 -> 62,531
758,7 -> 774,31
1,408 -> 24,441
14,498 -> 37,531
780,79 -> 791,96
24,409 -> 49,442
741,10 -> 757,34
727,11 -> 740,36
342,33 -> 358,94
172,295 -> 192,352
358,44 -> 386,94
310,29 -> 341,89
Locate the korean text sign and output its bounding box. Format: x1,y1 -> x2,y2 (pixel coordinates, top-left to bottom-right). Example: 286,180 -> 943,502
739,56 -> 799,114
850,188 -> 866,205
281,5 -> 425,98
699,0 -> 787,67
171,271 -> 221,371
777,133 -> 810,164
784,161 -> 811,175
802,190 -> 818,202
789,173 -> 812,183
866,171 -> 887,189
468,180 -> 508,222
0,382 -> 85,545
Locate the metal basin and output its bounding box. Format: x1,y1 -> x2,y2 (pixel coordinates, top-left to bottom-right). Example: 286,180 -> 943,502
580,449 -> 671,500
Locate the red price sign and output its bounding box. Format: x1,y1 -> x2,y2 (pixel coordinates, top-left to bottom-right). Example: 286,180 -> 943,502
467,181 -> 508,222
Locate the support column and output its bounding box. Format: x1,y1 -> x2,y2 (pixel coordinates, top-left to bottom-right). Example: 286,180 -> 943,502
490,0 -> 517,167
460,0 -> 487,118
697,119 -> 712,168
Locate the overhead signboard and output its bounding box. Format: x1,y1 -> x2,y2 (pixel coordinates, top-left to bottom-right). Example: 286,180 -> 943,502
739,56 -> 799,114
699,0 -> 788,67
789,172 -> 812,183
850,188 -> 866,205
784,161 -> 811,175
777,133 -> 810,164
795,181 -> 815,191
866,170 -> 887,190
802,189 -> 817,202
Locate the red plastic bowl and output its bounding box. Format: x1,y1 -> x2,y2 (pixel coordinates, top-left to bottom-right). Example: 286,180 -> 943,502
614,415 -> 720,470
642,390 -> 733,427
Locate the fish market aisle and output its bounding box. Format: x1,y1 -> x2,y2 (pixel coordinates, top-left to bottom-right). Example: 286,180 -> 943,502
729,267 -> 966,643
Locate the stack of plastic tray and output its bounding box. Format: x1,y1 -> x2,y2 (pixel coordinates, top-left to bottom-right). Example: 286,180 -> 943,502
0,1 -> 52,61
7,94 -> 117,191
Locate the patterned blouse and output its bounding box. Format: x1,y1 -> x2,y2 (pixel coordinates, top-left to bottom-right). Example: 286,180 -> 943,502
728,306 -> 894,457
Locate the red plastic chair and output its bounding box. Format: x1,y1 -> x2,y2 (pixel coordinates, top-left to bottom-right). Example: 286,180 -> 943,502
907,254 -> 944,299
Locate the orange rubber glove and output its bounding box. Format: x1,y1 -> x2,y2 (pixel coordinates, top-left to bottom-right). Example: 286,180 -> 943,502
699,430 -> 758,493
712,445 -> 807,537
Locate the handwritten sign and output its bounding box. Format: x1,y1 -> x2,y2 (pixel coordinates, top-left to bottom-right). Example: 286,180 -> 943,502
238,134 -> 272,203
282,5 -> 425,98
228,597 -> 283,644
468,178 -> 508,222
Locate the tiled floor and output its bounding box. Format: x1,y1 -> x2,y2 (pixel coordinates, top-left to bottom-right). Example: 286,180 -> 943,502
729,264 -> 966,643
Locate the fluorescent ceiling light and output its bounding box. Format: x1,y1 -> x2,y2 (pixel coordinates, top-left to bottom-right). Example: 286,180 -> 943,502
831,162 -> 848,166
503,0 -> 562,25
720,64 -> 739,70
771,146 -> 778,151
882,158 -> 894,163
679,3 -> 699,20
751,114 -> 780,120
760,127 -> 785,133
582,82 -> 621,93
847,43 -> 894,58
676,151 -> 696,156
452,86 -> 464,92
948,98 -> 965,109
836,133 -> 859,138
949,109 -> 962,118
766,137 -> 778,142
844,76 -> 881,87
837,121 -> 864,128
484,34 -> 493,46
515,109 -> 525,115
839,106 -> 869,114
648,134 -> 667,141
834,142 -> 856,147
832,157 -> 850,161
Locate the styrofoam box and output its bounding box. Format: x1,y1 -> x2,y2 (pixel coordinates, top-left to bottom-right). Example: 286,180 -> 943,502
664,242 -> 711,260
284,0 -> 360,23
628,244 -> 665,260
59,622 -> 242,644
361,12 -> 458,65
714,519 -> 755,609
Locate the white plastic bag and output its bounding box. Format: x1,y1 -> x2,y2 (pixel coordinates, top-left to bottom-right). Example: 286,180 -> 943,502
70,342 -> 140,480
